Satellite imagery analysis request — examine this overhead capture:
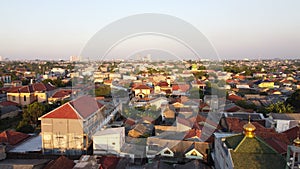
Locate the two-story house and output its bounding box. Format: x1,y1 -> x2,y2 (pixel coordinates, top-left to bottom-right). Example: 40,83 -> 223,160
39,95 -> 105,155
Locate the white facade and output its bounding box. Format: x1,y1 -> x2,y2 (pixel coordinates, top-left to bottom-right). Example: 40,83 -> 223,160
275,119 -> 298,132
93,127 -> 125,155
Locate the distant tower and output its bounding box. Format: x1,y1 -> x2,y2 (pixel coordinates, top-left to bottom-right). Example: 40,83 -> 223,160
70,56 -> 80,62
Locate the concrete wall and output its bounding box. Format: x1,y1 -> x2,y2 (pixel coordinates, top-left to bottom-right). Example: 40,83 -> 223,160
41,118 -> 84,150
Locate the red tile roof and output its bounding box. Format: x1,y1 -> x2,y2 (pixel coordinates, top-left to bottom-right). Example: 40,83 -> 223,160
172,84 -> 190,92
44,156 -> 75,169
7,83 -> 56,93
51,89 -> 72,98
33,83 -> 56,91
133,84 -> 151,90
282,126 -> 299,142
42,96 -> 104,119
0,130 -> 29,145
99,156 -> 121,169
42,103 -> 81,119
156,81 -> 169,87
224,117 -> 290,154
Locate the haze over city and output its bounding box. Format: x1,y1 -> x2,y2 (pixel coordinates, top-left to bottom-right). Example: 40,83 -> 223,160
0,0 -> 299,61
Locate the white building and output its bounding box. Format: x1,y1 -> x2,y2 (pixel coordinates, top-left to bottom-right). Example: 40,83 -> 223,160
93,127 -> 125,155
269,113 -> 300,132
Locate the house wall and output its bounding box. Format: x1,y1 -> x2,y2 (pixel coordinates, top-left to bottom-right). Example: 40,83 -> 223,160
93,132 -> 124,154
276,120 -> 298,132
7,93 -> 35,106
134,89 -> 151,97
35,92 -> 48,103
41,118 -> 84,151
214,137 -> 234,169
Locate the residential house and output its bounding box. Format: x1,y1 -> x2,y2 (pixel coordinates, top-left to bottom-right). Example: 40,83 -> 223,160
6,82 -> 56,106
132,84 -> 152,98
48,89 -> 72,103
269,113 -> 300,132
39,95 -> 105,155
146,134 -> 209,164
93,127 -> 125,155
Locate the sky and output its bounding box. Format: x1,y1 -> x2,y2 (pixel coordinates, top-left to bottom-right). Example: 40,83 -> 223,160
0,0 -> 299,60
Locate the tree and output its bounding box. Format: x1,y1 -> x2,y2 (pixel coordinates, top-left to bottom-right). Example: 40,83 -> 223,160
94,85 -> 111,97
22,102 -> 46,126
16,121 -> 34,133
286,90 -> 300,112
266,101 -> 294,114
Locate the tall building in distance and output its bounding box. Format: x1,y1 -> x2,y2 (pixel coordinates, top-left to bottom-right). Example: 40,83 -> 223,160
69,56 -> 80,62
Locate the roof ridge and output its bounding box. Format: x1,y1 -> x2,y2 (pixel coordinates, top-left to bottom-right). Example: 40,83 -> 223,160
233,136 -> 247,152
68,101 -> 84,120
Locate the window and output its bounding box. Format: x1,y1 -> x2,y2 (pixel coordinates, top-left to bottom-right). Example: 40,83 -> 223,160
24,95 -> 26,102
164,150 -> 171,154
12,96 -> 16,101
112,142 -> 115,145
191,150 -> 198,156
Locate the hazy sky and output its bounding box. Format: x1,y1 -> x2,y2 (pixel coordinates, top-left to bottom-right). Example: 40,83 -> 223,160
0,0 -> 299,60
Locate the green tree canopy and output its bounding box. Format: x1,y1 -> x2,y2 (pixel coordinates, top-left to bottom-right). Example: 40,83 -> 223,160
286,90 -> 300,112
266,101 -> 294,114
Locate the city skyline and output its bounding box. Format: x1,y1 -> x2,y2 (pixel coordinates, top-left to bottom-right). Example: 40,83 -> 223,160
0,0 -> 299,60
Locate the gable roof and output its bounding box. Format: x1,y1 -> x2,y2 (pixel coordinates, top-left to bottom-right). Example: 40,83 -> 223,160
0,130 -> 30,145
51,89 -> 72,98
41,96 -> 104,120
7,83 -> 56,93
44,156 -> 75,169
32,83 -> 56,92
42,103 -> 81,119
133,84 -> 151,90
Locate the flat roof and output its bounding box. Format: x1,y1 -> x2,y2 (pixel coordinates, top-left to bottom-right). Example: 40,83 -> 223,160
93,127 -> 124,136
9,135 -> 42,153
